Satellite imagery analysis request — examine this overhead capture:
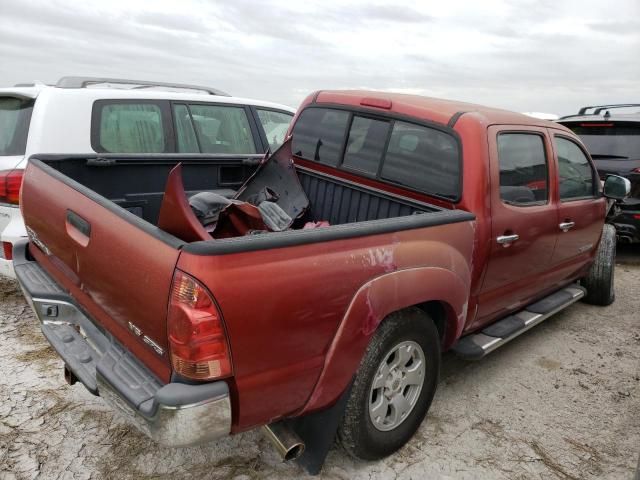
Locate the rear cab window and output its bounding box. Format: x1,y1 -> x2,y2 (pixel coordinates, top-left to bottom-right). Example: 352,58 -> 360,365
292,108 -> 349,166
0,96 -> 34,156
291,106 -> 461,201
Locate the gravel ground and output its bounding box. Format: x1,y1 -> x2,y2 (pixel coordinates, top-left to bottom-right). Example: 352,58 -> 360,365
1,257 -> 639,480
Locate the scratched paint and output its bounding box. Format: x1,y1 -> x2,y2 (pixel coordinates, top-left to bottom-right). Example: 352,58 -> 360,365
366,247 -> 397,273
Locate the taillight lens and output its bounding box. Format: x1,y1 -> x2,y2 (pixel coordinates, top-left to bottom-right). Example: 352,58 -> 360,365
0,169 -> 24,205
167,270 -> 232,380
1,242 -> 12,260
632,168 -> 640,174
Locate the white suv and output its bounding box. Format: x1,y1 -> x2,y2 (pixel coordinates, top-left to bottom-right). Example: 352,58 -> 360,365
0,77 -> 295,278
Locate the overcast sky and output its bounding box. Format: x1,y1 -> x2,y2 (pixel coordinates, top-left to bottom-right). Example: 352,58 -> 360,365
1,0 -> 638,115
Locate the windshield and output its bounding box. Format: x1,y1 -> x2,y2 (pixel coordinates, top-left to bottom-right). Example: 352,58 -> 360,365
567,123 -> 640,160
0,96 -> 34,156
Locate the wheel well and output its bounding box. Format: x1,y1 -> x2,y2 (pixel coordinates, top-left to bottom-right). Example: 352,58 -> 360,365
416,301 -> 448,344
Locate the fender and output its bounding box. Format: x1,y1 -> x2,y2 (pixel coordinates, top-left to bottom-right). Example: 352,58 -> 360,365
299,265 -> 470,415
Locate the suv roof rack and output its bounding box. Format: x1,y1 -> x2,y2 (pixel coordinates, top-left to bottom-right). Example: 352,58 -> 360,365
13,81 -> 49,87
577,104 -> 640,115
55,76 -> 230,97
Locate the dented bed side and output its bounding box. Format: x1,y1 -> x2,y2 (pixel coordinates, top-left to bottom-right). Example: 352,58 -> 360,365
176,216 -> 475,432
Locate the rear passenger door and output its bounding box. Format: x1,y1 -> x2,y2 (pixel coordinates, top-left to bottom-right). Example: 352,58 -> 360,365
478,126 -> 559,324
550,131 -> 606,267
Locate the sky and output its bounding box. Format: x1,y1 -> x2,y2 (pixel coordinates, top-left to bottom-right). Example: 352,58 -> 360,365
0,0 -> 638,115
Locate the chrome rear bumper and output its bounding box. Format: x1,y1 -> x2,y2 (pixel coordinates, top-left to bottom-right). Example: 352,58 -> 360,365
13,239 -> 231,447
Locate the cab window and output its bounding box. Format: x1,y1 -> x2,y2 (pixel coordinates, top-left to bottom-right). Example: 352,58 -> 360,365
497,133 -> 548,206
554,136 -> 598,200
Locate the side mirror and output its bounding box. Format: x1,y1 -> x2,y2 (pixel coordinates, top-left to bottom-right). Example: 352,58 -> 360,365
603,175 -> 631,200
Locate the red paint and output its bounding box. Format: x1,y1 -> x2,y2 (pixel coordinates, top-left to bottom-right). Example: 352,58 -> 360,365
21,90 -> 606,434
157,164 -> 211,242
21,165 -> 179,382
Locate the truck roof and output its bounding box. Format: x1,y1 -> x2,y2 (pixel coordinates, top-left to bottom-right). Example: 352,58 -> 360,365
313,90 -> 568,130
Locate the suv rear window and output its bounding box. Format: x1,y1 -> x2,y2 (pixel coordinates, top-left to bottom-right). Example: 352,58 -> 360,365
256,109 -> 293,151
0,97 -> 33,156
96,102 -> 166,153
292,107 -> 461,200
567,123 -> 640,160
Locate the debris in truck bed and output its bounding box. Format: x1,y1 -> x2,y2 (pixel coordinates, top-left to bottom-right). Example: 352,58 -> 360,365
234,140 -> 309,226
303,221 -> 330,229
161,140 -> 310,241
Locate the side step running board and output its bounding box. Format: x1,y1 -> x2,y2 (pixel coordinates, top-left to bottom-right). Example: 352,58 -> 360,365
452,285 -> 585,360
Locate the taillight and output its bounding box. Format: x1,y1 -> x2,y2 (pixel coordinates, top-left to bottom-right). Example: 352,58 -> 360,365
1,242 -> 12,260
167,270 -> 232,380
0,169 -> 24,205
632,168 -> 640,174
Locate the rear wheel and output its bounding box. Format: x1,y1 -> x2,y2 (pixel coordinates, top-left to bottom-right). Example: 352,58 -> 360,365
338,308 -> 440,460
582,224 -> 616,306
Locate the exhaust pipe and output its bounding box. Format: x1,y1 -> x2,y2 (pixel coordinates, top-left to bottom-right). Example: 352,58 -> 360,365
262,422 -> 305,461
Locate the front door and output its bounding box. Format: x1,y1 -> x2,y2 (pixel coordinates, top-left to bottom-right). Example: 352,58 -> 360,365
550,131 -> 606,271
475,126 -> 559,327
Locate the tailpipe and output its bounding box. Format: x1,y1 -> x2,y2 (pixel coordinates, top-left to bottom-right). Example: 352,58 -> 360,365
262,422 -> 305,461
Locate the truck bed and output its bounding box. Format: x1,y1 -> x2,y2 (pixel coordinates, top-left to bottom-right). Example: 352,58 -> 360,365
19,149 -> 475,431
37,154 -> 443,228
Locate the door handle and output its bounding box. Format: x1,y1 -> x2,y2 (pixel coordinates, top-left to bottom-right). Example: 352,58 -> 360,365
559,221 -> 575,232
497,233 -> 519,245
66,210 -> 91,247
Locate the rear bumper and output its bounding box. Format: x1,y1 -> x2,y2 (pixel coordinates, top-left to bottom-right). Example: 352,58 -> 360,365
12,240 -> 232,447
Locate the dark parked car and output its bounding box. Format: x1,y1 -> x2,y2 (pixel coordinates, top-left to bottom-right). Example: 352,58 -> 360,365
558,104 -> 640,243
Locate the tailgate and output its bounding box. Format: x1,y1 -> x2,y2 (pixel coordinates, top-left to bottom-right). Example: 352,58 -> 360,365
20,159 -> 183,381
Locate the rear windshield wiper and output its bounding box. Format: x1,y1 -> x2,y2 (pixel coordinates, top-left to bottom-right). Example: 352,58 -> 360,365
591,153 -> 629,159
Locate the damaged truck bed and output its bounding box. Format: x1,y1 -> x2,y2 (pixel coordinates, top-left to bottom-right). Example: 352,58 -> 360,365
13,89 -> 619,474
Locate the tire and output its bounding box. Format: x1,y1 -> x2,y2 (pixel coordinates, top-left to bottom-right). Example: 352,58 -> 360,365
581,224 -> 616,306
338,307 -> 440,460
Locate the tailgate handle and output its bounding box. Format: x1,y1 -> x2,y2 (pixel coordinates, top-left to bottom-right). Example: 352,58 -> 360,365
66,210 -> 91,246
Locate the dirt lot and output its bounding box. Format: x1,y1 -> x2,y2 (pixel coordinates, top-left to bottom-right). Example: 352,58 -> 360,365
1,255 -> 639,480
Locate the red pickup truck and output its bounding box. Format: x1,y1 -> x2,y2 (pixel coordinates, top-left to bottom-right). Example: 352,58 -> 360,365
14,90 -> 629,473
